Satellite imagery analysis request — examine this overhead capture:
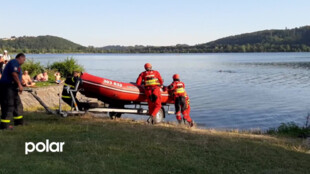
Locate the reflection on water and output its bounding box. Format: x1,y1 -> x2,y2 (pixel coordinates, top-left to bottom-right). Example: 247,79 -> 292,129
28,53 -> 310,130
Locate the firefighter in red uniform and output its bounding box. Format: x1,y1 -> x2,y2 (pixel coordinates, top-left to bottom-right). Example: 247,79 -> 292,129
136,63 -> 163,122
168,74 -> 193,127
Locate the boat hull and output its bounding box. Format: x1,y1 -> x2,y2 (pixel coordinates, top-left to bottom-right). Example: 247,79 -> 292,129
80,73 -> 174,105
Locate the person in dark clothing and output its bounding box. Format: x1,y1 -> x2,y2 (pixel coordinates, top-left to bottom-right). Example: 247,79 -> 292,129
61,71 -> 82,110
0,53 -> 26,130
0,54 -> 4,79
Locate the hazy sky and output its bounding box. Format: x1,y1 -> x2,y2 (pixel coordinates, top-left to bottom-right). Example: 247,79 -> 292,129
1,0 -> 309,46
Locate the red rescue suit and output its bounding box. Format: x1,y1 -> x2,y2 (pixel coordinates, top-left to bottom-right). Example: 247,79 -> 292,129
136,70 -> 163,117
168,81 -> 192,123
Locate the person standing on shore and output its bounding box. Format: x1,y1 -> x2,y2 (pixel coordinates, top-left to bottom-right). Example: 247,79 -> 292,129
168,74 -> 193,127
0,53 -> 26,130
3,50 -> 11,61
0,54 -> 4,79
61,71 -> 81,110
136,63 -> 163,123
1,50 -> 10,72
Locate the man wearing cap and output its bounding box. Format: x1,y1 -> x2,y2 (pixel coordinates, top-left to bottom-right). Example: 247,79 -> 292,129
136,63 -> 163,123
0,53 -> 26,130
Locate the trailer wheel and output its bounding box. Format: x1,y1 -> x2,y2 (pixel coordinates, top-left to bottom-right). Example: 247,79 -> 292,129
60,112 -> 68,118
153,107 -> 165,124
109,112 -> 122,119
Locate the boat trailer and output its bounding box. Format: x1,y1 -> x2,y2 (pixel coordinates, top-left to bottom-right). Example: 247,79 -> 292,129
24,86 -> 175,123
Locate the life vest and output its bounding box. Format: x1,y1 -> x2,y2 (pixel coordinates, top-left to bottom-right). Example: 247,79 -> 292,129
144,71 -> 160,86
64,77 -> 76,89
174,81 -> 186,95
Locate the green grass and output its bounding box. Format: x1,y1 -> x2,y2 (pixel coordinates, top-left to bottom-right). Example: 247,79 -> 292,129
33,79 -> 64,87
32,69 -> 65,87
0,113 -> 309,174
33,81 -> 59,87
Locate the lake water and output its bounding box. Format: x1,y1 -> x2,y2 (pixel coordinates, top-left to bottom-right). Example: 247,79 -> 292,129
27,53 -> 310,130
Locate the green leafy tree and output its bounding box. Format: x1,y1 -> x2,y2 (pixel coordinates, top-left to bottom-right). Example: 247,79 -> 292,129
48,57 -> 84,77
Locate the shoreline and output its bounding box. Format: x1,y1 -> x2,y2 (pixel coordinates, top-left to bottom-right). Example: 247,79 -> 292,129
20,84 -> 310,134
8,51 -> 310,55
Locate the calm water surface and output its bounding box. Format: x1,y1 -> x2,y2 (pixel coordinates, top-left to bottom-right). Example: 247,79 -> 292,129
27,53 -> 310,130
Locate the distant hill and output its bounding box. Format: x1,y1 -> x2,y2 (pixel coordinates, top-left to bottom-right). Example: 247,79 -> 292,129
0,35 -> 85,53
198,26 -> 310,52
207,26 -> 310,46
1,26 -> 310,53
96,26 -> 310,53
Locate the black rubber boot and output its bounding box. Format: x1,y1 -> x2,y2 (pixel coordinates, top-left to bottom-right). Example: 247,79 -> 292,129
0,122 -> 9,130
14,119 -> 24,126
177,119 -> 182,124
147,116 -> 154,124
189,121 -> 194,127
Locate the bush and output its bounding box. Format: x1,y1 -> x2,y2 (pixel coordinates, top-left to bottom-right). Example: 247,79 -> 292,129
267,122 -> 310,138
46,69 -> 57,83
21,59 -> 45,77
48,57 -> 84,77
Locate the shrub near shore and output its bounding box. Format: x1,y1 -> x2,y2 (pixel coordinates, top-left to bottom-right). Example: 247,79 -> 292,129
48,57 -> 84,77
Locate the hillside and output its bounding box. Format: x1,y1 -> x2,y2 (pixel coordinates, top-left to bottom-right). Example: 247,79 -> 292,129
207,26 -> 310,46
96,26 -> 310,53
0,35 -> 85,53
0,112 -> 309,173
199,26 -> 310,52
1,26 -> 310,53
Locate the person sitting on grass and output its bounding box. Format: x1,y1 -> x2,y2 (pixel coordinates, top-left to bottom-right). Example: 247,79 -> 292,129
22,70 -> 36,87
42,71 -> 49,81
35,71 -> 49,82
35,73 -> 42,82
54,72 -> 63,84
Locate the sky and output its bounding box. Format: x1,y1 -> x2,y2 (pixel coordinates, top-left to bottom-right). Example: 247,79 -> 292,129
1,0 -> 309,47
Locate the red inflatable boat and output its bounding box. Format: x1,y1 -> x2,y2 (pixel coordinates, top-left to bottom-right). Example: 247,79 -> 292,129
80,72 -> 174,107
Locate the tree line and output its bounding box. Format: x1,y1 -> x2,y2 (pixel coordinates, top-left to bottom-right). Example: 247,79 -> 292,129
1,26 -> 310,53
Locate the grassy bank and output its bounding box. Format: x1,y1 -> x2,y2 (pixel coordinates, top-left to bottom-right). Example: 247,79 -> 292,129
0,113 -> 309,174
